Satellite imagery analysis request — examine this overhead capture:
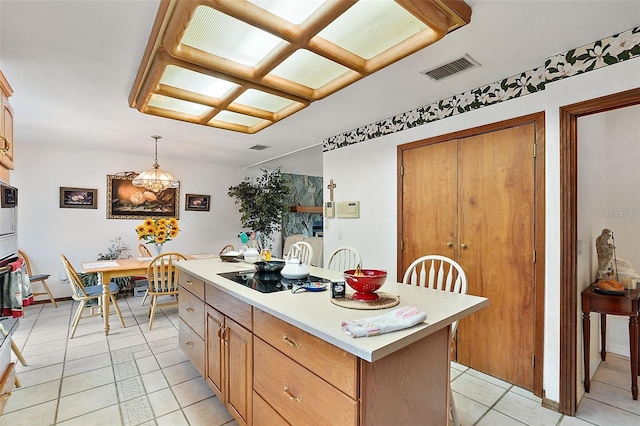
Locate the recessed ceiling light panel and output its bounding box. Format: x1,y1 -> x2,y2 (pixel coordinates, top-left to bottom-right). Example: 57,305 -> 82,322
130,0 -> 472,134
318,1 -> 428,59
160,65 -> 238,98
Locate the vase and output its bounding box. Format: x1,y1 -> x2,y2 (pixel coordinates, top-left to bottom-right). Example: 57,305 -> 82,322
153,243 -> 163,256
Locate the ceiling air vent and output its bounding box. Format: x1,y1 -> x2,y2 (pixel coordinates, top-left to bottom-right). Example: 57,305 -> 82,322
249,144 -> 270,151
421,54 -> 480,81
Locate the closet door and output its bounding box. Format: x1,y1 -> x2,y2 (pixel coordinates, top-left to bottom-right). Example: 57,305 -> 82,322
400,139 -> 458,274
456,124 -> 536,390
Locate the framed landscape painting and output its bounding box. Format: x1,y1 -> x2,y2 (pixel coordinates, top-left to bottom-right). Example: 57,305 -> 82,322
185,194 -> 210,212
60,187 -> 97,209
107,174 -> 179,219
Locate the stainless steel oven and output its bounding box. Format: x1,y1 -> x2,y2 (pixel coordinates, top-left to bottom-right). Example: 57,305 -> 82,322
0,182 -> 17,260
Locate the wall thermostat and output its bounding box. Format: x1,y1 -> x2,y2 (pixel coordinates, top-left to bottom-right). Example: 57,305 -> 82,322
324,201 -> 335,218
336,201 -> 360,218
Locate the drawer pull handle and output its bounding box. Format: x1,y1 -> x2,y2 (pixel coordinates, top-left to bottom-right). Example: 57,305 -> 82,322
185,280 -> 193,285
186,341 -> 194,348
283,335 -> 301,348
186,308 -> 194,313
283,386 -> 302,402
0,392 -> 11,402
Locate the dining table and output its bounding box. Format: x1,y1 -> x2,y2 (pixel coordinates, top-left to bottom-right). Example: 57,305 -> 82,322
81,253 -> 217,336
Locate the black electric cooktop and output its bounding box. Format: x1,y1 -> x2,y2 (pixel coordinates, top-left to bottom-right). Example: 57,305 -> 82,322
218,271 -> 328,293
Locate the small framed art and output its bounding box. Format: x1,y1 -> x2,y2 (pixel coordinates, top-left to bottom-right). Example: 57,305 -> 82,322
185,194 -> 210,212
60,187 -> 98,209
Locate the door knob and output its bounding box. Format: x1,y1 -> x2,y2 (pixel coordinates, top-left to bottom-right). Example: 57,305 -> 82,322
461,243 -> 468,249
446,242 -> 453,248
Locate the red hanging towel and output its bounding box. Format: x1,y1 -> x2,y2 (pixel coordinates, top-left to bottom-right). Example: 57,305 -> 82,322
5,258 -> 31,317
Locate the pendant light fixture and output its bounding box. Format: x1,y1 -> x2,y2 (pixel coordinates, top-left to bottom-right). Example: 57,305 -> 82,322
132,135 -> 179,193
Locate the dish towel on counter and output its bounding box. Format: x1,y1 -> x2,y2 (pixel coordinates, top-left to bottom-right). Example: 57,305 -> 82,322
341,306 -> 427,338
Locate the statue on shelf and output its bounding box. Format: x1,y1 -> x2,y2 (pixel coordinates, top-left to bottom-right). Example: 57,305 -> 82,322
595,228 -> 615,279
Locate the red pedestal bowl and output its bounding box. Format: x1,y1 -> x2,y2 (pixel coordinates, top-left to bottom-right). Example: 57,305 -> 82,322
344,269 -> 388,301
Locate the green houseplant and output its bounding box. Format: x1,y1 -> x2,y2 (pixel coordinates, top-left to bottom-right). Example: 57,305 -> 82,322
228,168 -> 290,250
78,237 -> 133,291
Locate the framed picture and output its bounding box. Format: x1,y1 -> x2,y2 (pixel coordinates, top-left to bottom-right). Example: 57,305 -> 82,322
107,174 -> 179,219
60,187 -> 97,209
185,194 -> 210,211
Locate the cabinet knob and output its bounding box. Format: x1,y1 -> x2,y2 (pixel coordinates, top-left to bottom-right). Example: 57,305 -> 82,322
283,386 -> 302,402
446,242 -> 453,248
185,280 -> 193,285
186,308 -> 194,313
461,243 -> 468,249
283,335 -> 301,348
186,341 -> 194,348
0,392 -> 12,402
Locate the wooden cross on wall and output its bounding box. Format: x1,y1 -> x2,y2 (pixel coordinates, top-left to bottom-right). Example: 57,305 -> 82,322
327,179 -> 336,202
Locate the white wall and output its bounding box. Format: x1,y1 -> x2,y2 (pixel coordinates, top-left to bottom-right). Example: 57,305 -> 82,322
578,105 -> 640,368
323,57 -> 640,403
11,143 -> 248,299
576,112 -> 610,394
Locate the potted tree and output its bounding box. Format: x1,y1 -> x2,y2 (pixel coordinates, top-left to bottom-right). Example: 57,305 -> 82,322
228,168 -> 290,251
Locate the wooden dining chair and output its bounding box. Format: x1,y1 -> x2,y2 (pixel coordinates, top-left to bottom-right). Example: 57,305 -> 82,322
18,250 -> 57,307
219,244 -> 235,255
403,254 -> 467,426
60,254 -> 126,338
327,246 -> 362,272
0,321 -> 26,388
138,244 -> 152,305
138,244 -> 152,257
146,252 -> 187,330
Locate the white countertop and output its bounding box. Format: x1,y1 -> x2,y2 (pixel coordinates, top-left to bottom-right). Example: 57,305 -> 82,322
176,258 -> 488,362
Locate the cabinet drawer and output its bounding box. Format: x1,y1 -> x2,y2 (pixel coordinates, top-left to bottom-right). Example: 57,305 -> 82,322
179,272 -> 205,300
179,319 -> 205,377
206,286 -> 252,331
0,362 -> 15,416
179,288 -> 205,338
254,338 -> 357,426
253,391 -> 290,426
254,309 -> 357,398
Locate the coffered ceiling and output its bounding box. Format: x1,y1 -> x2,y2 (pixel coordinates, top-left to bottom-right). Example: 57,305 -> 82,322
1,1 -> 638,170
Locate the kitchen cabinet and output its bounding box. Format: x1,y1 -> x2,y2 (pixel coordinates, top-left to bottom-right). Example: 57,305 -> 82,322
179,271 -> 253,426
175,260 -> 487,426
253,308 -> 358,425
0,95 -> 13,171
206,305 -> 252,426
0,71 -> 14,181
205,285 -> 253,426
398,117 -> 540,392
178,274 -> 206,376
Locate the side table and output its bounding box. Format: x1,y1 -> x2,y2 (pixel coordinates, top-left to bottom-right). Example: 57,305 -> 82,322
581,282 -> 640,400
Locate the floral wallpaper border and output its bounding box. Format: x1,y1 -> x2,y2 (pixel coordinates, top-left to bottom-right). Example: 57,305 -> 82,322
323,26 -> 640,152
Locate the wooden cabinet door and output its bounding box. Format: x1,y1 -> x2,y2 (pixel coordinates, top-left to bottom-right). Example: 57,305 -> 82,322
0,96 -> 13,170
226,317 -> 253,426
400,139 -> 458,279
206,306 -> 224,400
456,124 -> 536,390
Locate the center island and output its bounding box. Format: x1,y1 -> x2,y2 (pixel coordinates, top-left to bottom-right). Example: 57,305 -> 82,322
175,258 -> 488,426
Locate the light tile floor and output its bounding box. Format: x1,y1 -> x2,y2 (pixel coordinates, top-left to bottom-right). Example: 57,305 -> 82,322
2,296 -> 639,425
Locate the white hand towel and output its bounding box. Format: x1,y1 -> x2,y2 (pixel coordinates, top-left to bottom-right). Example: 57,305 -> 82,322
341,306 -> 427,338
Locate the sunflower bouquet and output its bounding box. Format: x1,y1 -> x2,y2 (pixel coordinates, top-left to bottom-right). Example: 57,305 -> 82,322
135,217 -> 180,255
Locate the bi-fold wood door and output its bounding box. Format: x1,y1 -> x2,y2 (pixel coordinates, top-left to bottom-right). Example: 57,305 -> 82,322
399,121 -> 538,392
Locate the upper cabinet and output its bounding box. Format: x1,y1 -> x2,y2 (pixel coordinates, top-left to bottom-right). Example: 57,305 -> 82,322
0,71 -> 14,175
